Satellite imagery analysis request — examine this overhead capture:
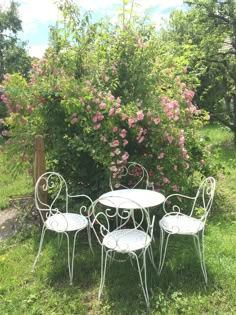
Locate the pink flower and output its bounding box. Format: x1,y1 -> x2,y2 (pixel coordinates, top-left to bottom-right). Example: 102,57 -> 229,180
122,114 -> 127,120
94,123 -> 101,130
99,102 -> 106,109
172,100 -> 179,109
137,110 -> 144,121
92,116 -> 97,123
128,117 -> 137,128
86,105 -> 91,111
158,153 -> 164,159
200,159 -> 205,165
110,140 -> 119,148
100,135 -> 107,142
113,126 -> 119,132
121,152 -> 129,161
109,108 -> 115,116
167,111 -> 173,118
119,129 -> 127,138
114,148 -> 121,155
72,113 -> 77,118
154,117 -> 161,124
123,139 -> 128,147
162,177 -> 170,184
116,97 -> 121,104
115,108 -> 121,114
93,98 -> 100,104
172,185 -> 179,192
26,105 -> 33,113
138,136 -> 145,143
110,166 -> 118,172
182,148 -> 188,157
179,136 -> 185,147
146,111 -> 152,117
71,117 -> 78,124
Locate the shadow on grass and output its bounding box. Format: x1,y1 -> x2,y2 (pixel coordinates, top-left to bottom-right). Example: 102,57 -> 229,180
28,212 -> 235,314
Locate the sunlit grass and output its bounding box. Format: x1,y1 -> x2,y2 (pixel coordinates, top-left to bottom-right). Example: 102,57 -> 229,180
0,152 -> 32,209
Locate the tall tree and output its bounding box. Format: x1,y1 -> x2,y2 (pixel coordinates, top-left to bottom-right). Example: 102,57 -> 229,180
159,0 -> 236,143
0,1 -> 31,81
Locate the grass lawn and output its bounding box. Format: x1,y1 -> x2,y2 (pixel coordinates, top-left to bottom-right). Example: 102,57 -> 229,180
0,152 -> 32,209
0,124 -> 236,314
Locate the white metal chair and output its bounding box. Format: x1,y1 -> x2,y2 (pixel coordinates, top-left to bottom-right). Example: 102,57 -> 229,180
89,196 -> 156,307
109,161 -> 154,190
32,172 -> 93,284
158,177 -> 216,283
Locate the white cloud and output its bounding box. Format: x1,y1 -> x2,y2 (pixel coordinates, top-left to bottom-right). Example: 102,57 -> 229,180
28,44 -> 48,58
18,0 -> 58,25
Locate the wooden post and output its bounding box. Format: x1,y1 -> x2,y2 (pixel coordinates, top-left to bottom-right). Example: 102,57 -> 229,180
33,135 -> 47,222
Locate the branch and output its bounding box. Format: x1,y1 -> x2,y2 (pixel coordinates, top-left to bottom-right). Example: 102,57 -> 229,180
211,114 -> 235,131
0,33 -> 17,41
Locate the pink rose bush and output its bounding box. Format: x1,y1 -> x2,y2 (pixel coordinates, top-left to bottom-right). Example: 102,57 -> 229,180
0,25 -> 216,195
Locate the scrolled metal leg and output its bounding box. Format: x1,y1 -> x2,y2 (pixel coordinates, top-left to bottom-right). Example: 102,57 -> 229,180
64,232 -> 73,285
57,233 -> 63,248
87,224 -> 93,254
32,226 -> 47,271
98,247 -> 109,300
148,245 -> 157,272
133,251 -> 150,308
158,229 -> 170,275
69,230 -> 80,285
196,231 -> 208,284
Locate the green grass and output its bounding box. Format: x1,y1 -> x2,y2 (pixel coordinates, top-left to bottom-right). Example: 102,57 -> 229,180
0,123 -> 236,314
0,152 -> 32,209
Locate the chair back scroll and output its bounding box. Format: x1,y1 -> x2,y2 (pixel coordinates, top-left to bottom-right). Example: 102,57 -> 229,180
109,162 -> 154,190
191,177 -> 216,220
35,172 -> 69,223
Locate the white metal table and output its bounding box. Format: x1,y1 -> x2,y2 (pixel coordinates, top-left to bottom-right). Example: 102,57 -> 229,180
99,189 -> 165,209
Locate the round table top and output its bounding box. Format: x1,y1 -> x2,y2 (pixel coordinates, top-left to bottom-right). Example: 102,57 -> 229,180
99,189 -> 165,209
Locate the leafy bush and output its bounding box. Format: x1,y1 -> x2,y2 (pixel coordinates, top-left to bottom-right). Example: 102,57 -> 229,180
0,2 -> 217,197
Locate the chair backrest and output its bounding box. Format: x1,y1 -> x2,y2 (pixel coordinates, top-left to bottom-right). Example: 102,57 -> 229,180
109,162 -> 154,190
191,176 -> 216,220
88,196 -> 155,250
35,172 -> 69,223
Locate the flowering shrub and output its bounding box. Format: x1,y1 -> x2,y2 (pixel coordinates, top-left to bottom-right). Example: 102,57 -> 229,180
0,5 -> 217,197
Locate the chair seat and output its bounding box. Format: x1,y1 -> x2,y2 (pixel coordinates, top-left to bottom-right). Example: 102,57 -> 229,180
103,229 -> 151,252
45,213 -> 88,232
159,214 -> 204,235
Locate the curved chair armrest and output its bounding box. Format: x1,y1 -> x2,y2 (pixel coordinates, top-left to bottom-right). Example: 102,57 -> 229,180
68,194 -> 93,216
68,193 -> 93,203
163,193 -> 196,214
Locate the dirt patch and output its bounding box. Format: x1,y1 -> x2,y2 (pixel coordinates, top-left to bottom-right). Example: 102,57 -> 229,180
0,208 -> 19,241
0,194 -> 36,241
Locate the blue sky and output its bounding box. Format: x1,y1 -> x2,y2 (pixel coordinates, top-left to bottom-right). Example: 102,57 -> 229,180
11,0 -> 184,57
